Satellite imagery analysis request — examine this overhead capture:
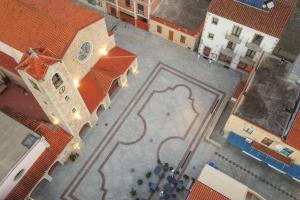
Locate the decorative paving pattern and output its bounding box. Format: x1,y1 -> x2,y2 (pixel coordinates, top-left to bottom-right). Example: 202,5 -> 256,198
61,63 -> 225,200
214,152 -> 300,200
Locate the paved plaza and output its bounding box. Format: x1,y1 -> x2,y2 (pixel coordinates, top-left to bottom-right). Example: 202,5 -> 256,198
31,11 -> 300,200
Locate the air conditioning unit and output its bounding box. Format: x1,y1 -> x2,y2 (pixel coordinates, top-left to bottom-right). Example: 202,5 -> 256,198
266,1 -> 274,9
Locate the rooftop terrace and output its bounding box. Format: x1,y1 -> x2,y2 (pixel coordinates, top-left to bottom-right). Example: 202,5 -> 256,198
0,112 -> 41,182
152,0 -> 210,32
236,56 -> 300,137
274,0 -> 300,61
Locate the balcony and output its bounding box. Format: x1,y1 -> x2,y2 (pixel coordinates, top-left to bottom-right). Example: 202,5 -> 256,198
218,52 -> 233,67
246,42 -> 263,52
240,55 -> 255,66
225,33 -> 241,44
220,48 -> 235,58
137,9 -> 144,16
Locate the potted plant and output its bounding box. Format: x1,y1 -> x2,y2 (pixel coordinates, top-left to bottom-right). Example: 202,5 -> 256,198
137,179 -> 143,185
69,152 -> 79,162
163,163 -> 169,171
130,188 -> 137,196
183,174 -> 190,180
146,171 -> 152,179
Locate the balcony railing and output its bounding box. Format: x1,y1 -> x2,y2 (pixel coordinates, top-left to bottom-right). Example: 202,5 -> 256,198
225,33 -> 242,44
106,0 -> 115,4
240,55 -> 255,66
220,48 -> 235,58
137,9 -> 144,15
246,42 -> 263,52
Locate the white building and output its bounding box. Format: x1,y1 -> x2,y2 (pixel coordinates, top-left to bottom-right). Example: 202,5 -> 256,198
0,112 -> 49,200
198,0 -> 296,72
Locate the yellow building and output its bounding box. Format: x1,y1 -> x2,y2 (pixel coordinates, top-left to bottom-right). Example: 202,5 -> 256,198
224,56 -> 300,182
149,0 -> 209,51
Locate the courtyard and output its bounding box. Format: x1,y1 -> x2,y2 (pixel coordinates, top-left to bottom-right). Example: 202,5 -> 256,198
31,12 -> 240,200
31,10 -> 300,200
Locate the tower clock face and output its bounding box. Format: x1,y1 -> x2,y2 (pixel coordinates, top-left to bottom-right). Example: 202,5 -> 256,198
77,42 -> 92,62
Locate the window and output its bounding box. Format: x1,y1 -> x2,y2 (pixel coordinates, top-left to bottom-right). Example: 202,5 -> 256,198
125,0 -> 130,7
180,35 -> 186,44
261,137 -> 273,146
52,73 -> 63,89
137,4 -> 144,15
72,108 -> 77,113
29,79 -> 40,91
252,34 -> 264,45
243,127 -> 253,134
208,33 -> 214,40
22,134 -> 39,149
280,147 -> 294,157
232,25 -> 242,37
226,41 -> 236,50
157,25 -> 162,34
212,17 -> 219,25
245,49 -> 256,59
14,169 -> 25,181
77,42 -> 92,62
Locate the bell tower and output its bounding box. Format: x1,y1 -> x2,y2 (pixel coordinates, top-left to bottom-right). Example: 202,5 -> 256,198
17,48 -> 95,138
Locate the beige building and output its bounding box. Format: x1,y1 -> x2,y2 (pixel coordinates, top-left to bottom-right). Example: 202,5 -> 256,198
187,164 -> 265,200
224,56 -> 300,182
0,0 -> 139,199
0,0 -> 138,140
149,0 -> 210,51
103,0 -> 161,30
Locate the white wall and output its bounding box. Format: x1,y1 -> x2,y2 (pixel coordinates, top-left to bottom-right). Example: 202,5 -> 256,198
199,12 -> 279,69
0,42 -> 23,63
0,138 -> 49,200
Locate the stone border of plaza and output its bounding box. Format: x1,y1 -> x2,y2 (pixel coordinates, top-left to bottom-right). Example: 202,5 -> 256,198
62,63 -> 226,200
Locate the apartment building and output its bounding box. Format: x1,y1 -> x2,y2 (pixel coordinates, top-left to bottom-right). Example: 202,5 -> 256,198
105,0 -> 161,30
187,164 -> 266,200
149,0 -> 210,50
0,0 -> 138,139
199,0 -> 296,72
224,56 -> 300,182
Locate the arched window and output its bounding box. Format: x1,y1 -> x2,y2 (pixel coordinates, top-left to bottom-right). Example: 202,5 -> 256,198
52,73 -> 63,89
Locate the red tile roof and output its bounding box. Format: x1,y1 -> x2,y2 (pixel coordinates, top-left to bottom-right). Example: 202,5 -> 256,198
17,49 -> 60,80
151,16 -> 204,36
187,182 -> 229,200
208,0 -> 297,38
78,46 -> 136,113
0,0 -> 103,58
0,84 -> 49,122
286,111 -> 300,151
1,108 -> 72,200
0,52 -> 18,75
252,141 -> 293,165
